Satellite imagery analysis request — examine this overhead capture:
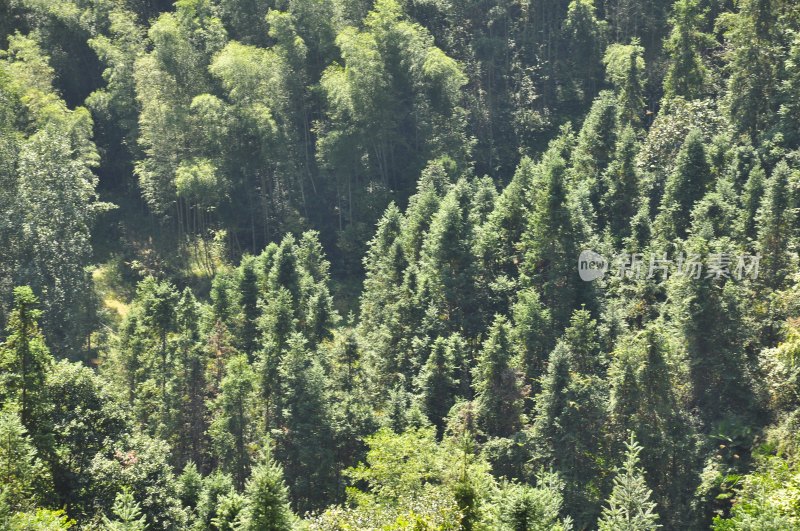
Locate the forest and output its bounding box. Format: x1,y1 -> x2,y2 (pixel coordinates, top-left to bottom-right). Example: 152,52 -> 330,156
1,0 -> 800,528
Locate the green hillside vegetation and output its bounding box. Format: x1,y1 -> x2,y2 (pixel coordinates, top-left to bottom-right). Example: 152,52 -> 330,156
1,0 -> 800,528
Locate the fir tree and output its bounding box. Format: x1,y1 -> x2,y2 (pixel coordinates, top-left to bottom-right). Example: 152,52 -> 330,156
571,91 -> 619,220
275,334 -> 337,512
473,316 -> 524,438
521,141 -> 586,329
237,255 -> 260,360
419,179 -> 480,336
415,336 -> 458,436
603,41 -> 646,127
102,488 -> 147,531
598,434 -> 661,531
602,126 -> 640,243
240,445 -> 295,531
663,0 -> 713,100
656,129 -> 712,240
209,354 -> 258,490
0,287 -> 51,432
511,287 -> 553,390
757,161 -> 796,290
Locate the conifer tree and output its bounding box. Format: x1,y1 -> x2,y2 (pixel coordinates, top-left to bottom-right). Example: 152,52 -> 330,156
598,434 -> 661,531
602,126 -> 640,243
723,0 -> 781,141
532,340 -> 608,526
603,41 -> 646,127
667,237 -> 757,424
257,288 -> 296,430
0,408 -> 51,513
571,91 -> 619,219
211,271 -> 236,328
562,308 -> 604,376
473,316 -> 524,438
608,327 -> 698,528
656,129 -> 712,240
401,160 -> 450,267
663,0 -> 713,100
521,142 -> 587,329
209,354 -> 258,490
415,336 -> 458,436
240,445 -> 295,531
511,287 -> 554,389
740,161 -> 765,241
102,488 -> 147,531
757,161 -> 796,290
0,287 -> 51,432
476,157 -> 535,282
275,334 -> 337,512
237,255 -> 260,360
269,235 -> 302,309
173,289 -> 207,467
561,0 -> 606,104
419,179 -> 480,336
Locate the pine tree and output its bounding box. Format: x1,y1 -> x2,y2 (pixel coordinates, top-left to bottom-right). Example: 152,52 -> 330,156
663,0 -> 713,100
603,41 -> 646,127
102,488 -> 147,531
473,316 -> 524,438
0,287 -> 51,433
598,434 -> 661,531
275,334 -> 337,512
240,445 -> 295,531
656,129 -> 712,240
511,287 -> 554,390
756,161 -> 796,290
209,354 -> 258,490
521,140 -> 587,329
237,255 -> 260,360
602,126 -> 640,243
415,336 -> 458,436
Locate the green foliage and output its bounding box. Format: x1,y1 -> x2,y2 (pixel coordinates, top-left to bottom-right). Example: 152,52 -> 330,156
474,316 -> 525,438
102,488 -> 147,531
603,41 -> 646,126
0,408 -> 52,513
4,1 -> 800,529
663,0 -> 714,100
239,445 -> 295,531
209,353 -> 258,490
597,434 -> 661,531
0,287 -> 51,432
655,129 -> 713,240
498,475 -> 572,531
